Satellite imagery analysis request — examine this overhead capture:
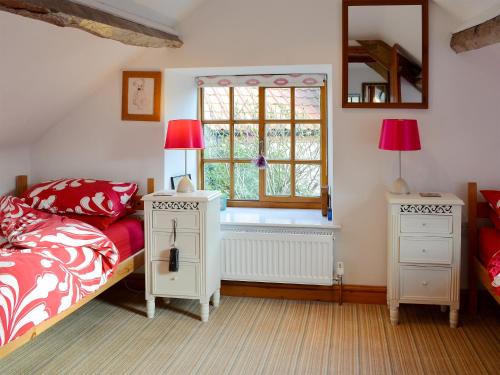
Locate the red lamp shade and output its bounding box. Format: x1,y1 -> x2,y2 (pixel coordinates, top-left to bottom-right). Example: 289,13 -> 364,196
164,119 -> 205,150
378,119 -> 421,151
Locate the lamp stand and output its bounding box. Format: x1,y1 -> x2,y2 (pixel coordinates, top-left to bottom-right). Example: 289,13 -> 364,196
391,151 -> 410,194
176,150 -> 195,193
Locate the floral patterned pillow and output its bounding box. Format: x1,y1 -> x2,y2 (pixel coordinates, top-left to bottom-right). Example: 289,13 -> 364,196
21,178 -> 138,218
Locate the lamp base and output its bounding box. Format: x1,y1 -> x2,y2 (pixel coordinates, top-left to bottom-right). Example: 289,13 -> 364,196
176,176 -> 195,193
391,177 -> 410,195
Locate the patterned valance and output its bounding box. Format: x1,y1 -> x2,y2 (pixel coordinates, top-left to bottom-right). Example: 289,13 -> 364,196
196,74 -> 326,88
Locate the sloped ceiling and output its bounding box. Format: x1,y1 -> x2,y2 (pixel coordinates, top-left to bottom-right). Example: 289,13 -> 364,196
433,0 -> 500,30
0,11 -> 143,147
0,0 -> 498,148
74,0 -> 209,30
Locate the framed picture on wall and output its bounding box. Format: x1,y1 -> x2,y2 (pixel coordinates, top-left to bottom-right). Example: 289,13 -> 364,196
361,82 -> 389,104
121,71 -> 162,121
171,174 -> 192,190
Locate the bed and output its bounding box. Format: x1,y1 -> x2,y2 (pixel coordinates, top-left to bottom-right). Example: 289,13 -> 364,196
0,175 -> 153,358
467,182 -> 500,315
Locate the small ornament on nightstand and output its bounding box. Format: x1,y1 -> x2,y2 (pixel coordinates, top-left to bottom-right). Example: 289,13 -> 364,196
419,192 -> 442,197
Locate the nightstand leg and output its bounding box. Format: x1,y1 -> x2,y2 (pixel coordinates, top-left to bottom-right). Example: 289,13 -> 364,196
200,302 -> 210,322
147,297 -> 155,319
450,309 -> 459,328
212,289 -> 220,308
390,307 -> 399,326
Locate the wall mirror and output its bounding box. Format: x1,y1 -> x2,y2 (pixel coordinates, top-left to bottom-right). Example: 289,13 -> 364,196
342,0 -> 428,108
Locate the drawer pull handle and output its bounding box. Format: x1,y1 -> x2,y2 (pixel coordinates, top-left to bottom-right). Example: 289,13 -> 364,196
171,276 -> 178,281
422,223 -> 427,227
421,249 -> 427,253
422,281 -> 428,286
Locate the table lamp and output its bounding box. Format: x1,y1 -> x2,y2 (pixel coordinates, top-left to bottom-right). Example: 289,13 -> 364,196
378,119 -> 421,194
164,119 -> 205,193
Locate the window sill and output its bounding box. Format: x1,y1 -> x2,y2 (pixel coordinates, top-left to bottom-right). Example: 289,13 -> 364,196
220,207 -> 340,230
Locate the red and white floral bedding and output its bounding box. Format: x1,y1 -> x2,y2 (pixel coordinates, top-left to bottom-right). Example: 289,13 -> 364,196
0,196 -> 119,347
489,252 -> 500,295
479,227 -> 500,296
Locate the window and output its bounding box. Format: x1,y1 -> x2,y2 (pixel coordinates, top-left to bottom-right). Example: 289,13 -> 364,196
200,79 -> 327,208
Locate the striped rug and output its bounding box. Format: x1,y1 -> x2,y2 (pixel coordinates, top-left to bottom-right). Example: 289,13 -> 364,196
2,286 -> 499,374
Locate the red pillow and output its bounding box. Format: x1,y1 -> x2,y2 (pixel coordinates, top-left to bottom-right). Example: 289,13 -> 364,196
490,209 -> 500,231
479,227 -> 500,267
21,178 -> 137,218
481,190 -> 500,218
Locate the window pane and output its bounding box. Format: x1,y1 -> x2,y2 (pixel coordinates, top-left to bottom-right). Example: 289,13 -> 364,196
266,123 -> 290,160
295,88 -> 321,119
234,163 -> 259,200
266,163 -> 291,196
204,163 -> 230,197
234,87 -> 259,120
234,123 -> 259,159
295,164 -> 321,197
203,124 -> 230,159
265,88 -> 291,120
295,123 -> 321,160
203,87 -> 229,120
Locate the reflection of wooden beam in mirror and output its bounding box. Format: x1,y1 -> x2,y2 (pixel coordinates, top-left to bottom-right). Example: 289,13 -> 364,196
351,40 -> 422,100
451,16 -> 500,53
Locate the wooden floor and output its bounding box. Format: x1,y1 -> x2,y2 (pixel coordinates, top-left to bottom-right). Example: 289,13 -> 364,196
2,284 -> 499,374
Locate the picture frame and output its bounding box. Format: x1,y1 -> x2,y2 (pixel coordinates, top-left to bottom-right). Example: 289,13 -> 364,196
121,71 -> 162,121
171,174 -> 191,190
361,82 -> 389,103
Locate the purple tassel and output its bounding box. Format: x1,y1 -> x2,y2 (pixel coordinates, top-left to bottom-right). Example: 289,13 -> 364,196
253,154 -> 268,169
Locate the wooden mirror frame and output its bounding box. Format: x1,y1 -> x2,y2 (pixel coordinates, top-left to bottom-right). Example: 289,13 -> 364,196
342,0 -> 429,109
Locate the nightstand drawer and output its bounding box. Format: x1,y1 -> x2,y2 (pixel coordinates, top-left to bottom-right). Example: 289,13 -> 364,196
399,237 -> 453,264
152,261 -> 199,297
400,215 -> 452,234
152,211 -> 199,231
151,231 -> 200,261
400,266 -> 451,301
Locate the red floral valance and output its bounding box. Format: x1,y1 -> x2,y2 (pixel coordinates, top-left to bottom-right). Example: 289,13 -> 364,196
196,74 -> 326,88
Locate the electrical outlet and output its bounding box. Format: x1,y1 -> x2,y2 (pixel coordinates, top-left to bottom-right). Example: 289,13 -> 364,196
336,261 -> 344,276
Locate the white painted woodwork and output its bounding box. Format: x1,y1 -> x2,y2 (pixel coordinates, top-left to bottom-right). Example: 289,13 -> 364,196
151,231 -> 200,261
386,192 -> 463,328
400,215 -> 452,234
399,266 -> 451,302
221,227 -> 335,285
152,210 -> 200,230
143,190 -> 221,322
399,237 -> 453,265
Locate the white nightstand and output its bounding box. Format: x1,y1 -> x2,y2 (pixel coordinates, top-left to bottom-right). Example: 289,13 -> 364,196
142,190 -> 221,322
386,193 -> 464,327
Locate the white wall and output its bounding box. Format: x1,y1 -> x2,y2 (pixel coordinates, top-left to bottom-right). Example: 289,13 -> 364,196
30,0 -> 500,285
0,146 -> 31,195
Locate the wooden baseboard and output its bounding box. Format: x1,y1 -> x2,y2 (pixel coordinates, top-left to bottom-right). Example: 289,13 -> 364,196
128,274 -> 387,305
221,281 -> 387,305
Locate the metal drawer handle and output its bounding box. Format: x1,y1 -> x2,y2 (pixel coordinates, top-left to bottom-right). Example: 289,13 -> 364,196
421,248 -> 427,253
422,281 -> 428,286
422,223 -> 427,227
171,276 -> 178,281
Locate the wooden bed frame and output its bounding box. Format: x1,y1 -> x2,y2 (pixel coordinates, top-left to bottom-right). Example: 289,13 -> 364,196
467,182 -> 500,316
0,175 -> 154,358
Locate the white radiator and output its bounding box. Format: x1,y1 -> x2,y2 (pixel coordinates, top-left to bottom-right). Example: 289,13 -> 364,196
221,229 -> 334,285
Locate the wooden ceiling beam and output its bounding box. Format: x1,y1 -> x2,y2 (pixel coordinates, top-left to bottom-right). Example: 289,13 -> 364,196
451,15 -> 500,53
0,0 -> 183,48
